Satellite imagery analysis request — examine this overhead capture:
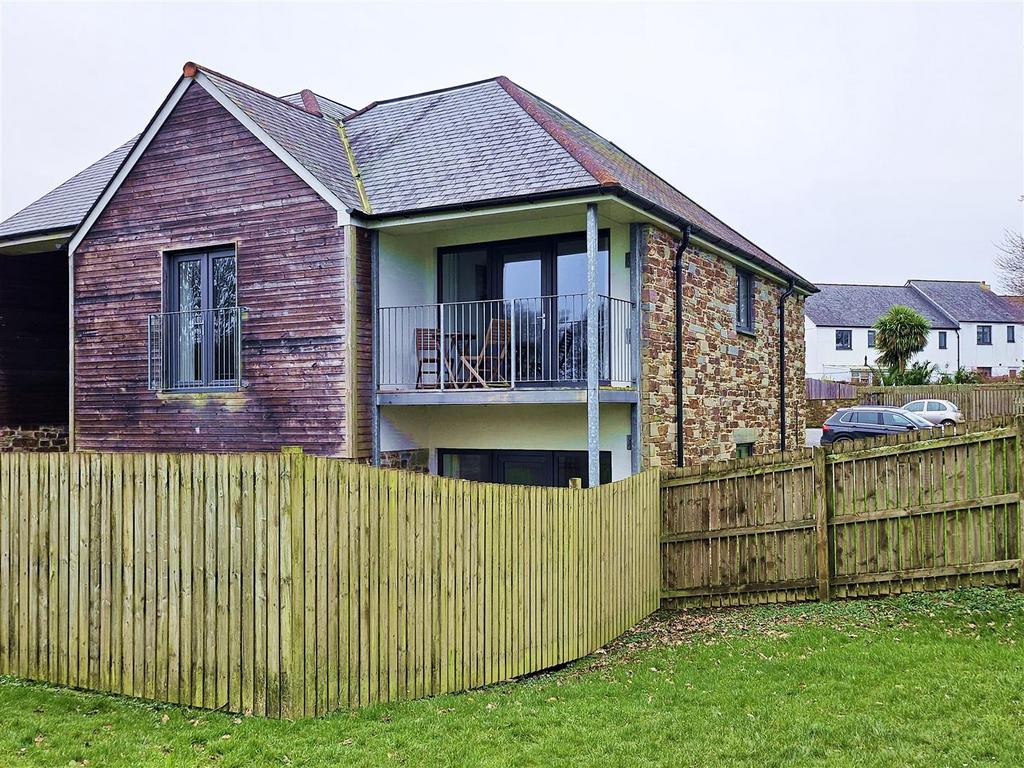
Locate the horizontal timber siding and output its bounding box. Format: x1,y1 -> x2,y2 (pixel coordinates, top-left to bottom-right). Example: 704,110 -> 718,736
0,452 -> 660,717
73,81 -> 350,455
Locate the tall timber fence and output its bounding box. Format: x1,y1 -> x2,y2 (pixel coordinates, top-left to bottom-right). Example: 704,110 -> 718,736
0,452 -> 660,718
859,384 -> 1024,421
661,417 -> 1024,607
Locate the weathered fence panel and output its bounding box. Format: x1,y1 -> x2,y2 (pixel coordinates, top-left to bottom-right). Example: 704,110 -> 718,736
661,417 -> 1024,607
860,384 -> 1024,421
806,378 -> 858,400
0,453 -> 660,718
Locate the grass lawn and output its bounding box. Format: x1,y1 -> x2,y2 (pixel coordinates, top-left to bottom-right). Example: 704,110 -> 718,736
1,588 -> 1022,767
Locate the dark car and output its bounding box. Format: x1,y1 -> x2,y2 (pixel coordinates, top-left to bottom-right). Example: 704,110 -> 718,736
821,406 -> 938,446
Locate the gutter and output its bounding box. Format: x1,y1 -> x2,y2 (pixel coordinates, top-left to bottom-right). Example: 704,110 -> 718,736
675,225 -> 692,467
778,278 -> 796,451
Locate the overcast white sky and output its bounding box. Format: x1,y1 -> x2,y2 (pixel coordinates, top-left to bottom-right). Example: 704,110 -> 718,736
1,0 -> 1021,287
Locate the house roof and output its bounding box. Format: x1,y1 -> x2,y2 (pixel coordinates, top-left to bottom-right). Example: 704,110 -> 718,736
0,63 -> 812,290
805,280 -> 1024,329
906,280 -> 1024,323
0,137 -> 135,240
804,284 -> 958,329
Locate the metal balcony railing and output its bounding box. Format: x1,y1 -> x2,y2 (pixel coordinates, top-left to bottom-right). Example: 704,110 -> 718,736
377,294 -> 634,391
147,307 -> 245,391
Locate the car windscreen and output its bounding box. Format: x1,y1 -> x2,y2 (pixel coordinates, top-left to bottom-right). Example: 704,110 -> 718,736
902,411 -> 934,428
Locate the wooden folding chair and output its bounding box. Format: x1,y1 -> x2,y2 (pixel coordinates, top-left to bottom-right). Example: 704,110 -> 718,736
415,327 -> 441,389
458,318 -> 510,388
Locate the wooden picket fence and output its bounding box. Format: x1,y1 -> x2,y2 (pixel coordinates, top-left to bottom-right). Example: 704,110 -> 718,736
661,416 -> 1024,606
860,383 -> 1024,421
0,452 -> 660,718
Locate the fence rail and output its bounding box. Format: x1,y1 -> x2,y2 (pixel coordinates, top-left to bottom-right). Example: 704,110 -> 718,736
859,384 -> 1024,421
0,453 -> 659,718
660,416 -> 1024,607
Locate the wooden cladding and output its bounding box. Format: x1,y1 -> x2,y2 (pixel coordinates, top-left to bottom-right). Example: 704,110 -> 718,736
73,82 -> 353,455
661,417 -> 1024,607
0,452 -> 659,718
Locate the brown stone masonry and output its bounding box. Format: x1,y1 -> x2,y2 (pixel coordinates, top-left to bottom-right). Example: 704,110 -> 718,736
0,425 -> 69,453
74,82 -> 352,455
639,225 -> 806,467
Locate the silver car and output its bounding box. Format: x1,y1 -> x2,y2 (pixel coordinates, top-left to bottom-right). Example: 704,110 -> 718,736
903,399 -> 964,426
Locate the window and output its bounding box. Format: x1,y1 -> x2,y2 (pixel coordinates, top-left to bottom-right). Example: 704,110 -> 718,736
735,269 -> 755,333
977,325 -> 992,345
854,410 -> 882,425
904,401 -> 924,412
938,331 -> 947,350
162,246 -> 239,390
1008,326 -> 1016,343
438,449 -> 611,487
735,442 -> 754,458
867,329 -> 876,348
882,411 -> 913,427
926,401 -> 944,412
977,367 -> 992,378
835,329 -> 852,350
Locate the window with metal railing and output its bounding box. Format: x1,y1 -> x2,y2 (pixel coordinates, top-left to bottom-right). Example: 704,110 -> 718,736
148,246 -> 243,391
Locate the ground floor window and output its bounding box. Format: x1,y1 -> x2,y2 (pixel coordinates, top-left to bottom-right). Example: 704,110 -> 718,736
439,449 -> 611,487
735,442 -> 755,458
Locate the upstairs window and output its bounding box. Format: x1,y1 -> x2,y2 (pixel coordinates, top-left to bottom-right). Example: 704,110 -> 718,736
835,329 -> 852,350
867,329 -> 876,348
977,325 -> 992,345
735,269 -> 755,334
1008,326 -> 1016,343
938,331 -> 947,349
154,246 -> 241,390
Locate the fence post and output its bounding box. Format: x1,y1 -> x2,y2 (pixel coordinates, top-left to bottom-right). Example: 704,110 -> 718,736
813,447 -> 831,601
1016,417 -> 1024,592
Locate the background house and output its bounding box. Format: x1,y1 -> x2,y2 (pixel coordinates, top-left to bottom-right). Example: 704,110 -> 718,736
805,280 -> 1024,381
0,63 -> 814,482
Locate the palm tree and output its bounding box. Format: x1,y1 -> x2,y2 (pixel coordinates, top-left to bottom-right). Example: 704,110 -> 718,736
873,305 -> 931,372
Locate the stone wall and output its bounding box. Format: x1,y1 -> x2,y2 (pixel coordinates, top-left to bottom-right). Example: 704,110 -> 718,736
0,425 -> 69,453
807,397 -> 859,428
639,225 -> 806,467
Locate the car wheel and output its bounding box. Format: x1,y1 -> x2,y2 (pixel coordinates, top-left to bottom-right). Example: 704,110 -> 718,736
941,420 -> 956,427
833,436 -> 853,445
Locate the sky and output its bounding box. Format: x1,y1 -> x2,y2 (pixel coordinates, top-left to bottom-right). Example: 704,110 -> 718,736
1,0 -> 1021,288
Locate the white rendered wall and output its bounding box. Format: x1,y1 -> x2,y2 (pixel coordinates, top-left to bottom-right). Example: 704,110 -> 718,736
380,403 -> 634,481
805,321 -> 959,379
958,322 -> 1023,375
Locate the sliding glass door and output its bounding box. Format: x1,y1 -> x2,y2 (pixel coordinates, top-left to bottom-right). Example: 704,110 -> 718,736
438,231 -> 610,385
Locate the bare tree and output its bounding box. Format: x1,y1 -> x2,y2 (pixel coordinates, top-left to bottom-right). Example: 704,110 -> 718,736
995,229 -> 1024,295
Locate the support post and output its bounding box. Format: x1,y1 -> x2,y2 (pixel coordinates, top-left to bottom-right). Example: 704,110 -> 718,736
586,203 -> 600,487
629,223 -> 643,475
1016,416 -> 1024,591
370,230 -> 381,467
813,446 -> 831,601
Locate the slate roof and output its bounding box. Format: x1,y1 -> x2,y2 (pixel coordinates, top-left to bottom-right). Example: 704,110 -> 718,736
805,281 -> 1024,328
201,69 -> 361,209
280,92 -> 354,121
0,65 -> 812,289
907,280 -> 1024,323
343,79 -> 597,215
805,284 -> 957,329
0,137 -> 135,239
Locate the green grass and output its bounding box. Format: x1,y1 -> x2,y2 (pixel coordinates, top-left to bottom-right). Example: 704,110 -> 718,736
1,588 -> 1022,767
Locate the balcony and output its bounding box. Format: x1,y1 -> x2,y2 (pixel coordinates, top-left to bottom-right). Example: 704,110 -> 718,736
377,294 -> 635,404
147,307 -> 244,392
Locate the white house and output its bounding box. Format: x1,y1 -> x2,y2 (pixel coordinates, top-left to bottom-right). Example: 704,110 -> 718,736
805,280 -> 1024,381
